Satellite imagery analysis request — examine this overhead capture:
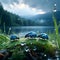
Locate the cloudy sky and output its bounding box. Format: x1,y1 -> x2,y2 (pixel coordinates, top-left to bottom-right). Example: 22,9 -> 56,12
0,0 -> 60,16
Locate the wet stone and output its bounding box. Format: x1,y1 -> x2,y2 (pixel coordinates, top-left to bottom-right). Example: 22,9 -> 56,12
20,42 -> 26,46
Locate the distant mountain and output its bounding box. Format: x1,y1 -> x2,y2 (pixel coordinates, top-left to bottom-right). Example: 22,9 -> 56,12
0,2 -> 60,28
32,12 -> 52,19
0,3 -> 39,33
32,11 -> 60,20
27,11 -> 60,26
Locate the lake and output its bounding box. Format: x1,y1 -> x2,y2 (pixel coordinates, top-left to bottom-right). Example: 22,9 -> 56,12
11,26 -> 55,36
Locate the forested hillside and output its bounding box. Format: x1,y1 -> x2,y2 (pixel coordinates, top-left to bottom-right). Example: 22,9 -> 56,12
0,3 -> 38,33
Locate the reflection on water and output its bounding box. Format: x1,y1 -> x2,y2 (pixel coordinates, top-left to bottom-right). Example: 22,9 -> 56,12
11,26 -> 55,37
12,26 -> 55,34
12,26 -> 54,33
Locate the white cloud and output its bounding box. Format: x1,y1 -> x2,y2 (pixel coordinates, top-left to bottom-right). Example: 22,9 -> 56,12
2,2 -> 46,16
9,4 -> 14,8
36,10 -> 46,14
32,8 -> 36,12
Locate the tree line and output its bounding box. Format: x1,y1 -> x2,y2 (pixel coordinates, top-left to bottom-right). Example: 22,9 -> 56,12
0,3 -> 38,34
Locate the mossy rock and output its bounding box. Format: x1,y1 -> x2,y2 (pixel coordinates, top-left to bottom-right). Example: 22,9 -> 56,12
25,39 -> 56,56
0,37 -> 57,59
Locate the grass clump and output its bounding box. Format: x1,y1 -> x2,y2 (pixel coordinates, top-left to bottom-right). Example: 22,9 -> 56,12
0,34 -> 9,49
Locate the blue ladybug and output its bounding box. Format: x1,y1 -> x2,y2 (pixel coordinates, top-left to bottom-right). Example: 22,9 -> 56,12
25,31 -> 37,38
38,33 -> 49,40
10,34 -> 19,40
